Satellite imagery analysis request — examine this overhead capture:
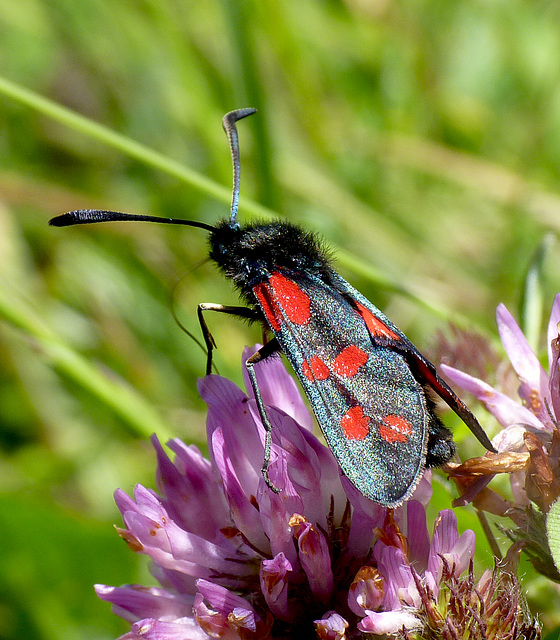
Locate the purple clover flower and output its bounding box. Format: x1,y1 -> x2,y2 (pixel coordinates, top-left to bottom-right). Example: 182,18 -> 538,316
443,295 -> 560,453
95,346 -> 506,638
440,296 -> 560,587
442,296 -> 560,514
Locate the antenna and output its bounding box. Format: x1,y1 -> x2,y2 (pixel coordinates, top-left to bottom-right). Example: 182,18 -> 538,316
222,108 -> 257,225
49,107 -> 257,230
49,209 -> 215,231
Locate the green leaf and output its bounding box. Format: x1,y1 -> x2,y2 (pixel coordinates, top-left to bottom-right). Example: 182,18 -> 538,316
0,494 -> 136,640
520,233 -> 555,351
546,497 -> 560,575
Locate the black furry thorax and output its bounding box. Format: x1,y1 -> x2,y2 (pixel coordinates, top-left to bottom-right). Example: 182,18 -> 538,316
208,219 -> 334,297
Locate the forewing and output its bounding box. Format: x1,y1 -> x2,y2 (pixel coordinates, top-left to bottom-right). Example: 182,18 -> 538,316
330,273 -> 495,452
252,271 -> 429,506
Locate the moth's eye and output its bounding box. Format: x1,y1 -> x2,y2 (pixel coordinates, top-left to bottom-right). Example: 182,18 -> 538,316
212,243 -> 226,259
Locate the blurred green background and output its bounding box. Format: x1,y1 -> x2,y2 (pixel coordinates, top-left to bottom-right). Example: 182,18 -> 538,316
1,1 -> 560,638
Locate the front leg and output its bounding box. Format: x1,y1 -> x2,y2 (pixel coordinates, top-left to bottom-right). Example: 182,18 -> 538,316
244,339 -> 282,493
197,303 -> 261,375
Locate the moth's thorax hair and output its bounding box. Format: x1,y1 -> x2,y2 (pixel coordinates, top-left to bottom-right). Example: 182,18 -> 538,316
209,219 -> 334,299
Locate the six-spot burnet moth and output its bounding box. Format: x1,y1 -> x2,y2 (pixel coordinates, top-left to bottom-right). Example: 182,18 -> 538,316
49,107 -> 495,507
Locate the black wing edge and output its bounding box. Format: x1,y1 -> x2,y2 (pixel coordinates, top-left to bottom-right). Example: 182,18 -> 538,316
329,273 -> 496,453
405,351 -> 496,453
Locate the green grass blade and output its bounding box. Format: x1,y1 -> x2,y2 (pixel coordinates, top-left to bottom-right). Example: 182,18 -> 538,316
0,283 -> 172,440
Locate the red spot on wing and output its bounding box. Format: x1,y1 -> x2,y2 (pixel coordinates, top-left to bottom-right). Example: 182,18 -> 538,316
379,414 -> 412,444
341,406 -> 370,440
332,345 -> 369,378
269,272 -> 311,325
302,357 -> 330,381
302,360 -> 313,381
356,302 -> 399,340
253,283 -> 282,331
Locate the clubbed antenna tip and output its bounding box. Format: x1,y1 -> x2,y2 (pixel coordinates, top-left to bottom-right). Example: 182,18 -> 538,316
222,108 -> 257,225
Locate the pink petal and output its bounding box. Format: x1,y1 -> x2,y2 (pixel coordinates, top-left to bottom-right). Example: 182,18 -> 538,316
193,593 -> 237,639
291,518 -> 334,604
547,294 -> 560,420
242,345 -> 313,430
375,546 -> 419,609
430,509 -> 459,555
358,610 -> 421,634
211,427 -> 270,552
427,510 -> 475,587
257,485 -> 302,567
314,611 -> 349,639
547,293 -> 560,374
121,488 -> 252,578
152,436 -> 230,544
549,348 -> 560,424
452,475 -> 493,507
341,477 -> 385,559
230,607 -> 257,633
441,364 -> 545,431
246,404 -> 312,497
408,470 -> 433,506
510,470 -> 530,506
149,564 -> 198,599
254,404 -> 342,528
95,584 -> 192,624
400,500 -> 430,572
195,580 -> 260,634
347,567 -> 384,616
196,579 -> 256,614
296,427 -> 347,513
497,303 -> 551,422
492,424 -> 529,453
260,553 -> 296,621
198,376 -> 263,492
476,568 -> 494,593
130,617 -> 210,639
114,487 -> 142,516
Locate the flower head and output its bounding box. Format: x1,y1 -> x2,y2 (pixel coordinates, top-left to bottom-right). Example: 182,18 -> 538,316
443,297 -> 560,444
96,346 -> 538,638
443,295 -> 560,582
442,297 -> 560,506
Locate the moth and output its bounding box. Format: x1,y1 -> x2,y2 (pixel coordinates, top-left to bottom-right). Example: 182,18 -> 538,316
50,108 -> 494,506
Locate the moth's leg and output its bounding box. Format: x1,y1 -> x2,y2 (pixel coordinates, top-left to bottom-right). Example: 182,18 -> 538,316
245,339 -> 282,492
197,303 -> 261,375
